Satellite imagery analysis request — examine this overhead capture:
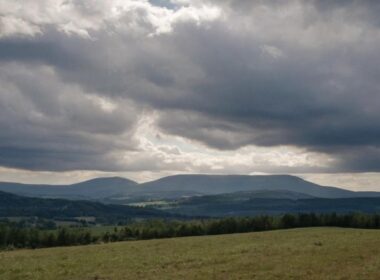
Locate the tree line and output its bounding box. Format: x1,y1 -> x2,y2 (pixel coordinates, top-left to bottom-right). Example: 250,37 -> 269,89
2,212 -> 380,250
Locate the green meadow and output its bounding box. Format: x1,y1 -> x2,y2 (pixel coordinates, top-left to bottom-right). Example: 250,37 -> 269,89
1,227 -> 380,280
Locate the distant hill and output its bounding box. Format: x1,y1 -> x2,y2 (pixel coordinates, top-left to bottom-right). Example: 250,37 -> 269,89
0,190 -> 170,221
0,177 -> 137,200
138,174 -> 380,199
0,174 -> 379,202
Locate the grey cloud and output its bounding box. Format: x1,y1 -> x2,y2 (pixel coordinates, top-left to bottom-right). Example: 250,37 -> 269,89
1,0 -> 380,173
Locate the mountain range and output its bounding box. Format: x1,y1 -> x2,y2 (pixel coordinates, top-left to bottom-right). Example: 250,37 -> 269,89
0,174 -> 379,202
1,174 -> 380,219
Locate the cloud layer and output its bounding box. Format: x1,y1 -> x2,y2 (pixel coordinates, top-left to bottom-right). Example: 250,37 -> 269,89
1,0 -> 380,176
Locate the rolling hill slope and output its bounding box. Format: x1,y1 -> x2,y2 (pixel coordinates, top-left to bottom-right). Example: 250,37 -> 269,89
164,192 -> 380,216
1,228 -> 380,280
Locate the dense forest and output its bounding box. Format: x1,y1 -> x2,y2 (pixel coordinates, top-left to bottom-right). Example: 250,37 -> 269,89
2,212 -> 380,250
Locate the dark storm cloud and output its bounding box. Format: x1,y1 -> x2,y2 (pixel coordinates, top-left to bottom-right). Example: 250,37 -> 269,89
153,21 -> 380,152
0,61 -> 139,171
0,0 -> 380,172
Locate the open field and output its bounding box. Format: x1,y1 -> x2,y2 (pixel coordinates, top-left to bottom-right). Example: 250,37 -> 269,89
1,227 -> 380,280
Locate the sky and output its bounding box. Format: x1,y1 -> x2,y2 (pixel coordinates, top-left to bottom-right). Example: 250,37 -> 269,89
0,0 -> 380,191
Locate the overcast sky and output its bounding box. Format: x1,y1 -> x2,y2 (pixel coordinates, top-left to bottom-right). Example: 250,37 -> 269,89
0,0 -> 380,190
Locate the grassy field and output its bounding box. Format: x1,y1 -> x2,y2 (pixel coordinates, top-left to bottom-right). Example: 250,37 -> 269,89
1,227 -> 380,280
